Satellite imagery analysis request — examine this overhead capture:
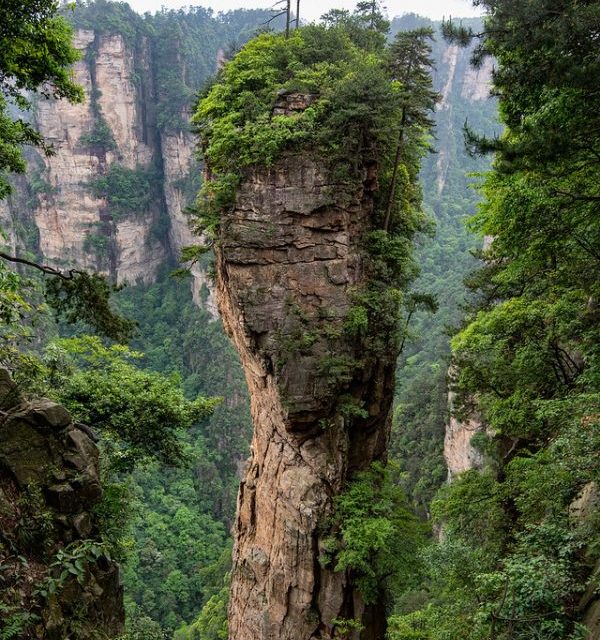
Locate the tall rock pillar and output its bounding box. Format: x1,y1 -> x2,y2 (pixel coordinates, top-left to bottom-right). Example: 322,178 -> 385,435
215,109 -> 398,638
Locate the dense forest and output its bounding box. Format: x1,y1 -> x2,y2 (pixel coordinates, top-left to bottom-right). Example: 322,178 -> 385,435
0,0 -> 598,639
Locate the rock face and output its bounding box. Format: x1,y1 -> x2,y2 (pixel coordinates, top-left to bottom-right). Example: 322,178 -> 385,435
216,139 -> 396,638
444,383 -> 487,481
0,371 -> 124,639
1,16 -> 492,320
2,27 -> 205,297
33,30 -> 166,284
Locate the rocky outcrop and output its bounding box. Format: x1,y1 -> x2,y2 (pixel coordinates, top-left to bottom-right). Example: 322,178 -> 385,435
33,30 -> 164,284
444,382 -> 487,480
0,371 -> 124,639
216,100 -> 397,636
2,27 -> 209,297
161,129 -> 217,315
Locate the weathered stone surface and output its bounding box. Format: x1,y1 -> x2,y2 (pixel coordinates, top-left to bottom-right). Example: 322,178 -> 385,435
0,370 -> 124,639
570,482 -> 599,521
444,386 -> 487,481
217,146 -> 396,639
0,368 -> 22,410
161,129 -> 218,315
32,30 -> 164,285
1,28 -> 216,308
444,367 -> 486,482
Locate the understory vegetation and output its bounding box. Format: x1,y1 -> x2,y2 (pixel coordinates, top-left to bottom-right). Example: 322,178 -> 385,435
388,2 -> 600,638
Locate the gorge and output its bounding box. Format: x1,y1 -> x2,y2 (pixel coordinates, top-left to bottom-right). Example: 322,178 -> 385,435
3,2 -> 598,640
0,5 -> 496,638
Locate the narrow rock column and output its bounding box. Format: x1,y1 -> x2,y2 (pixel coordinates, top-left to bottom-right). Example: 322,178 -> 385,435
215,143 -> 398,639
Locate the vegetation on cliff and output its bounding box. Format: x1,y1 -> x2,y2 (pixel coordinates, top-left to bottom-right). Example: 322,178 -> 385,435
193,4 -> 438,634
3,1 -> 597,639
390,2 -> 600,638
0,1 -> 138,344
192,9 -> 437,405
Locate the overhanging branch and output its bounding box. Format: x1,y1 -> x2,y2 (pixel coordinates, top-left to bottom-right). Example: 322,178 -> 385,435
0,251 -> 85,280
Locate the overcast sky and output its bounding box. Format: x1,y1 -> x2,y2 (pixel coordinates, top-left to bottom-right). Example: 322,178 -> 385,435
127,0 -> 482,22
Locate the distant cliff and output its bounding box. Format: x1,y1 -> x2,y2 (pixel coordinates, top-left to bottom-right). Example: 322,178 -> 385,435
0,3 -> 273,310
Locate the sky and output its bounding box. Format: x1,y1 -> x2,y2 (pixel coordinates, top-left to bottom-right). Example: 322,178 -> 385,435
126,0 -> 483,22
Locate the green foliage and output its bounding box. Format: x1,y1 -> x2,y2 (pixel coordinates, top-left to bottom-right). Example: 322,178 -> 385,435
45,336 -> 218,471
109,274 -> 250,633
44,271 -> 136,342
383,13 -> 499,513
175,585 -> 229,640
79,117 -> 116,150
118,613 -> 165,640
83,231 -> 110,256
35,539 -> 111,598
92,478 -> 133,562
332,616 -> 365,638
147,7 -> 272,133
191,24 -> 404,237
394,2 -> 600,637
70,0 -> 147,44
0,261 -> 33,343
15,483 -> 56,555
89,163 -> 159,220
0,0 -> 83,198
328,462 -> 424,604
0,610 -> 40,640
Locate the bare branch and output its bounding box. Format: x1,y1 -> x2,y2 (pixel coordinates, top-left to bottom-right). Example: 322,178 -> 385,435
0,251 -> 86,280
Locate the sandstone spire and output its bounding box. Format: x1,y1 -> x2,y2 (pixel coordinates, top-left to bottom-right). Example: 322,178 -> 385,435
215,96 -> 398,640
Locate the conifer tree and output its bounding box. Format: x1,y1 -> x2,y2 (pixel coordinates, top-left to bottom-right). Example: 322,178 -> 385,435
383,28 -> 438,232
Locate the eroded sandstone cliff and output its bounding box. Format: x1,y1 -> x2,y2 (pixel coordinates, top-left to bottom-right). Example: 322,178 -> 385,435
1,25 -> 208,298
32,30 -> 165,284
216,144 -> 396,639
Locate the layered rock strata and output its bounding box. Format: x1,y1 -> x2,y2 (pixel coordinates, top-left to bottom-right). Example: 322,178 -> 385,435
4,28 -> 205,294
33,30 -> 164,284
216,146 -> 397,638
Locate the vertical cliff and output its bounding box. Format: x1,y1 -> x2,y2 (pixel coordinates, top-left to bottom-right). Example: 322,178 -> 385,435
32,29 -> 165,284
192,17 -> 441,634
0,5 -> 273,305
218,151 -> 394,640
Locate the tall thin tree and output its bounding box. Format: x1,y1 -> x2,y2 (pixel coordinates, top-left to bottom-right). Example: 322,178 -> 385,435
383,28 -> 438,232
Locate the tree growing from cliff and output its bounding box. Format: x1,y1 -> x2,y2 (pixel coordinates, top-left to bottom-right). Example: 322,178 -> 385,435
383,27 -> 438,232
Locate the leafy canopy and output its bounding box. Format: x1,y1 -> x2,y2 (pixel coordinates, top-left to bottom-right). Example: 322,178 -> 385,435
393,1 -> 600,638
192,24 -> 400,236
43,336 -> 219,471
